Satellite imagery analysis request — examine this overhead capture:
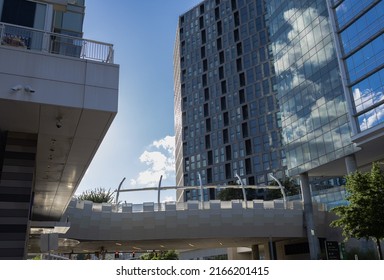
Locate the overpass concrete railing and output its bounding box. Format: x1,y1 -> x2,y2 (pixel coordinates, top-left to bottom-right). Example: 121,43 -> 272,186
67,198 -> 327,214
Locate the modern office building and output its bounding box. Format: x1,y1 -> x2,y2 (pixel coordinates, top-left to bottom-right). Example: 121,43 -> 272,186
174,0 -> 384,259
174,0 -> 286,202
327,0 -> 384,169
0,0 -> 119,259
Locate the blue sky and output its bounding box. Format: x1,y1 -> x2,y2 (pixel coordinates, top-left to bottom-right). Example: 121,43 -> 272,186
76,1 -> 202,204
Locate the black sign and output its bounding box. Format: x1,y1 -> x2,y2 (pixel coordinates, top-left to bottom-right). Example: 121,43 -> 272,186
325,241 -> 341,260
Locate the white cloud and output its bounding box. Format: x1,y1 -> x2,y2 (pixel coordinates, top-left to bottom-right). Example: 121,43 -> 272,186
274,7 -> 333,77
129,135 -> 176,188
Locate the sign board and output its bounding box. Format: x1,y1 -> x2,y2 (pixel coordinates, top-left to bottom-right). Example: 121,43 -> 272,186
325,241 -> 341,260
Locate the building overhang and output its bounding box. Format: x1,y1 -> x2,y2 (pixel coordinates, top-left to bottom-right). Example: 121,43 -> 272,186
0,45 -> 119,222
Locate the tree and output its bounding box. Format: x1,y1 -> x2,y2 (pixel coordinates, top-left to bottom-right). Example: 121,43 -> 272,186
140,250 -> 178,260
265,177 -> 300,200
217,181 -> 257,201
330,162 -> 384,260
77,187 -> 115,203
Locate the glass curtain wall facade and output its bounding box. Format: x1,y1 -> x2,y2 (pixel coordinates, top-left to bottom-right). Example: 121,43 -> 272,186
174,0 -> 286,201
327,0 -> 384,134
267,0 -> 357,177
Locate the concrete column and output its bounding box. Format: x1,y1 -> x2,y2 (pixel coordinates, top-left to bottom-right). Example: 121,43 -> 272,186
300,172 -> 321,260
345,154 -> 357,174
251,244 -> 260,260
261,243 -> 271,260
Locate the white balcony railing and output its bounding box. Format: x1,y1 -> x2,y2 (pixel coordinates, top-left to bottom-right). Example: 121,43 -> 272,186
0,22 -> 114,63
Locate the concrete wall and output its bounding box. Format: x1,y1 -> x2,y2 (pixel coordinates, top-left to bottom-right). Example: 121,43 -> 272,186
0,46 -> 119,112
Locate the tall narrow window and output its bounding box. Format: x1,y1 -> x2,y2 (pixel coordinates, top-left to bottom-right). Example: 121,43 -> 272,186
201,46 -> 206,58
199,16 -> 204,29
234,11 -> 240,26
223,112 -> 229,126
221,80 -> 227,94
223,128 -> 229,144
217,20 -> 222,36
219,51 -> 225,64
217,37 -> 222,50
221,96 -> 227,110
206,118 -> 211,132
205,134 -> 211,149
231,0 -> 237,11
245,158 -> 252,175
219,66 -> 224,79
237,42 -> 243,56
215,7 -> 220,20
234,29 -> 240,42
201,29 -> 206,44
245,139 -> 252,155
204,87 -> 210,101
242,122 -> 249,138
225,163 -> 231,179
226,145 -> 232,160
236,58 -> 242,71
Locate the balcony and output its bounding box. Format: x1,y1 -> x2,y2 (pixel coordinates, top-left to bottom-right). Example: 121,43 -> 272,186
0,22 -> 114,63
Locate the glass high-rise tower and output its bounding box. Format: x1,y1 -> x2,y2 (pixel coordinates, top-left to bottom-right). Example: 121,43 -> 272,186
174,0 -> 286,201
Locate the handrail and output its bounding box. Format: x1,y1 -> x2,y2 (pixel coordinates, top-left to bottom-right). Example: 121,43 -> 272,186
0,22 -> 114,63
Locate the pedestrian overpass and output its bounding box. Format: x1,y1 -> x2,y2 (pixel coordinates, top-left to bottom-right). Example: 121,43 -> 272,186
29,197 -> 335,259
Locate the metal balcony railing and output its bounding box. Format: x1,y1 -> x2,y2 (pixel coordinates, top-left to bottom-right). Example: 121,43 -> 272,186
0,22 -> 114,63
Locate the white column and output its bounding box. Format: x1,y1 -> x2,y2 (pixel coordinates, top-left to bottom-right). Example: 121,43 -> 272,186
345,154 -> 357,174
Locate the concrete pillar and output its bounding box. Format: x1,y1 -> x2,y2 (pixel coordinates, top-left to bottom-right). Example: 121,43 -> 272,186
261,243 -> 271,260
251,244 -> 260,260
345,154 -> 357,174
300,172 -> 321,260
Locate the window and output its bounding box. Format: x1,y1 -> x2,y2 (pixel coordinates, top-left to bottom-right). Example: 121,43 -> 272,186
215,7 -> 220,20
236,58 -> 242,71
245,139 -> 252,155
219,66 -> 224,79
206,118 -> 211,132
234,29 -> 240,42
221,80 -> 227,94
245,158 -> 252,175
202,74 -> 207,87
217,21 -> 222,36
201,29 -> 206,44
234,11 -> 240,27
221,96 -> 227,110
231,0 -> 237,11
237,42 -> 243,56
204,103 -> 209,117
204,88 -> 210,101
203,59 -> 208,72
242,122 -> 249,138
223,112 -> 229,126
223,129 -> 229,144
239,89 -> 245,103
242,105 -> 249,120
205,134 -> 211,149
207,168 -> 213,183
226,145 -> 232,160
239,72 -> 246,87
217,37 -> 222,50
225,163 -> 231,179
219,51 -> 225,64
200,4 -> 205,14
201,46 -> 206,58
208,151 -> 213,165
